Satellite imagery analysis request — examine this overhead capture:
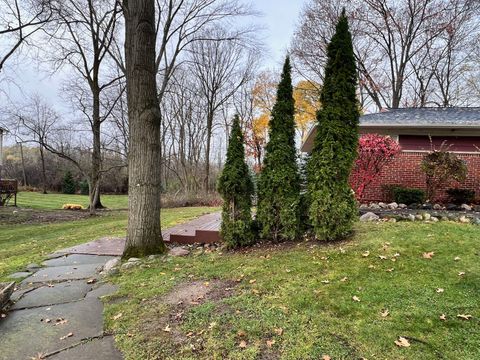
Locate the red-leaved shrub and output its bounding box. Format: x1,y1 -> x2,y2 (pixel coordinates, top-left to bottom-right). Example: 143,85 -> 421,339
351,134 -> 401,200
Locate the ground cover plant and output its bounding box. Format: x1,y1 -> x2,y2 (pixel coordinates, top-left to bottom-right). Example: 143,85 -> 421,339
0,206 -> 216,281
106,221 -> 480,360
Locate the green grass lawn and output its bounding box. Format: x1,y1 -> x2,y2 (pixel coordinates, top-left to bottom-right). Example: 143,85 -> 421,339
16,191 -> 128,210
105,222 -> 480,360
0,207 -> 216,281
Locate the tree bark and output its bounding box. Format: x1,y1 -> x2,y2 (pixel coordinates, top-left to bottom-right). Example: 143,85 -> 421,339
123,0 -> 165,258
39,145 -> 47,194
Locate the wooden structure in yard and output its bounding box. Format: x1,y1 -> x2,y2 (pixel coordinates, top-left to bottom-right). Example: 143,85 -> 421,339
164,212 -> 221,244
0,179 -> 18,206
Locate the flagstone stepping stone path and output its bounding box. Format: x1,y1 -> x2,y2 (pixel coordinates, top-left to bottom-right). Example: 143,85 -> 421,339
0,250 -> 122,360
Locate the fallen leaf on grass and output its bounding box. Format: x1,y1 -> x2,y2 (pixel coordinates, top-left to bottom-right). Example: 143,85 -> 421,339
457,314 -> 472,320
362,251 -> 370,257
266,339 -> 275,347
454,256 -> 461,261
237,330 -> 247,337
249,279 -> 256,284
340,277 -> 348,282
112,313 -> 123,321
379,255 -> 387,260
322,355 -> 331,360
436,288 -> 444,293
60,332 -> 73,340
208,322 -> 217,329
238,340 -> 247,348
86,279 -> 96,284
30,353 -> 46,360
352,296 -> 361,302
274,328 -> 283,336
440,314 -> 447,321
321,280 -> 330,284
386,268 -> 395,272
393,253 -> 401,257
458,272 -> 465,276
163,324 -> 171,332
380,309 -> 390,318
394,336 -> 410,347
423,252 -> 435,259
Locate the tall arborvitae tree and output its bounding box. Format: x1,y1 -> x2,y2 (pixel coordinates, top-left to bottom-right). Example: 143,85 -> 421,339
217,115 -> 254,248
307,10 -> 359,240
257,56 -> 301,241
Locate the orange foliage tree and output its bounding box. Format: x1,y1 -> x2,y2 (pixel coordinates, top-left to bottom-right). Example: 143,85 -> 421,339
243,73 -> 320,171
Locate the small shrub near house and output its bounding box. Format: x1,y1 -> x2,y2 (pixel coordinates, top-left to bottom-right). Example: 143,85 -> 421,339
392,187 -> 426,205
62,171 -> 77,194
421,147 -> 467,201
217,115 -> 255,248
446,188 -> 475,205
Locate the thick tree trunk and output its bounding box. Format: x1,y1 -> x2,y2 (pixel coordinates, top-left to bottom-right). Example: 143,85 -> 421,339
123,0 -> 165,258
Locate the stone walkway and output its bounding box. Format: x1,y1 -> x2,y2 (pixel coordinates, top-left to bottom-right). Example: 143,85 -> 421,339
0,252 -> 122,360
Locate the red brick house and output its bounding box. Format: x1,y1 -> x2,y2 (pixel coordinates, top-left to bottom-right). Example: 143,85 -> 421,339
301,108 -> 480,202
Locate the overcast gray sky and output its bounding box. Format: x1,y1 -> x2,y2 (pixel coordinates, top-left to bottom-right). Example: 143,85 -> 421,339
255,0 -> 305,67
3,0 -> 306,115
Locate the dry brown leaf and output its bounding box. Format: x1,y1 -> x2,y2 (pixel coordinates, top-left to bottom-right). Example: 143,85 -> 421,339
208,322 -> 217,329
112,313 -> 123,321
381,309 -> 390,318
440,314 -> 447,321
274,328 -> 284,336
249,279 -> 256,284
422,252 -> 434,259
237,330 -> 247,337
458,272 -> 466,276
322,355 -> 331,360
86,278 -> 96,284
238,340 -> 247,348
163,324 -> 171,332
454,256 -> 461,261
60,332 -> 73,340
379,255 -> 387,260
386,268 -> 395,272
394,336 -> 410,347
362,251 -> 370,257
321,280 -> 330,284
340,277 -> 348,282
352,296 -> 361,302
266,339 -> 275,347
457,314 -> 472,320
436,288 -> 444,293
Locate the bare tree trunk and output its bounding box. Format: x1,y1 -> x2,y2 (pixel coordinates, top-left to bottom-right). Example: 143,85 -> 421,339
123,0 -> 165,258
90,88 -> 102,214
19,143 -> 27,186
39,145 -> 47,194
204,110 -> 213,192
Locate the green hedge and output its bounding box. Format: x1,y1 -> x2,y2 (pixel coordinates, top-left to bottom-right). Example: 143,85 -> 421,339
392,187 -> 426,205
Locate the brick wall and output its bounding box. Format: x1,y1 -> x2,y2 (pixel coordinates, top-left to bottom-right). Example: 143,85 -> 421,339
353,151 -> 480,203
